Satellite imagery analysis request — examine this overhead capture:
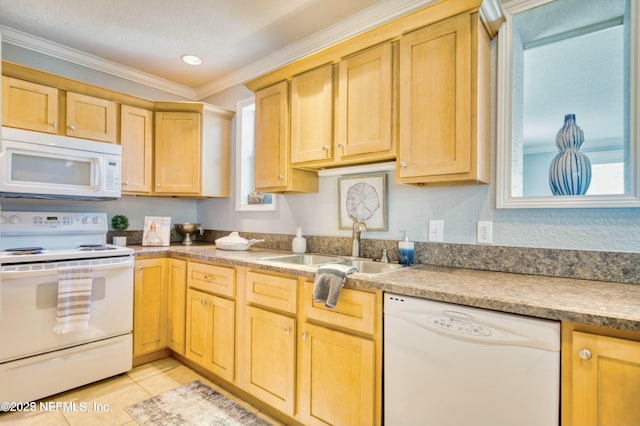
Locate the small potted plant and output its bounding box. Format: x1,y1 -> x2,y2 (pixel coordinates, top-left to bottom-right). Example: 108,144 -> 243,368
111,214 -> 129,246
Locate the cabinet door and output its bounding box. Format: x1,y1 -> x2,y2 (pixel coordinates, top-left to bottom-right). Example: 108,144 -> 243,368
290,64 -> 334,164
133,258 -> 168,356
186,289 -> 210,365
186,289 -> 235,382
206,295 -> 235,382
2,76 -> 58,133
299,323 -> 376,426
398,13 -> 472,181
66,92 -> 117,143
571,331 -> 640,426
120,105 -> 153,194
155,111 -> 201,194
167,259 -> 187,354
244,306 -> 296,415
254,81 -> 290,191
337,43 -> 394,162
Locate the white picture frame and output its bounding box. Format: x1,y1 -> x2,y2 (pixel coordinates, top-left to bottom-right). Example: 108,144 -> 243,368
142,216 -> 171,246
338,173 -> 387,231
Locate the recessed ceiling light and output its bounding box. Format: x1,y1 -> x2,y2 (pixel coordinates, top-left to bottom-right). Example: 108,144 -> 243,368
181,54 -> 202,66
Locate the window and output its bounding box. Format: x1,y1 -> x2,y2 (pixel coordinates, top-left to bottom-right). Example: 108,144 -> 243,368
496,0 -> 640,208
235,96 -> 277,211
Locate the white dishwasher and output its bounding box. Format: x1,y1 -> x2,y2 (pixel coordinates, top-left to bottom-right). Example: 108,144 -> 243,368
384,293 -> 560,426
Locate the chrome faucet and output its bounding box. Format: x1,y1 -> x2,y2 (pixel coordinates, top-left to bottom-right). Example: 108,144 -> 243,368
350,216 -> 367,257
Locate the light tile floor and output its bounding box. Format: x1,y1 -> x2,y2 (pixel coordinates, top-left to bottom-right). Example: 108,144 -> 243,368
0,357 -> 281,425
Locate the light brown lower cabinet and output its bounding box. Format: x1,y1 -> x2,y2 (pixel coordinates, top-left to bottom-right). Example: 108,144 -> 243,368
562,322 -> 640,426
167,258 -> 187,354
185,288 -> 235,382
299,323 -> 376,426
133,258 -> 168,356
243,305 -> 296,415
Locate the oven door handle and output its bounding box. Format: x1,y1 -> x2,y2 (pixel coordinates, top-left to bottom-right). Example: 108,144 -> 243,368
1,261 -> 134,279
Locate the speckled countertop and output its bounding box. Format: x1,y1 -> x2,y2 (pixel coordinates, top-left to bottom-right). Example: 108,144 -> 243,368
133,244 -> 640,333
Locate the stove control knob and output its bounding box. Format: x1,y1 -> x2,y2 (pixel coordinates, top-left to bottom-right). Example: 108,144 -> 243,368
8,215 -> 20,224
92,216 -> 101,224
0,216 -> 5,224
81,216 -> 90,224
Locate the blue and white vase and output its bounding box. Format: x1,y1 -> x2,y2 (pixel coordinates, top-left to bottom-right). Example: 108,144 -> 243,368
548,114 -> 591,195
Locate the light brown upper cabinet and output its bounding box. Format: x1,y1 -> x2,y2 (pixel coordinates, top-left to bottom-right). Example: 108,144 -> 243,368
397,10 -> 490,185
289,43 -> 395,169
246,0 -> 503,185
336,43 -> 394,164
154,103 -> 232,197
254,81 -> 318,193
2,76 -> 59,133
290,64 -> 334,165
66,92 -> 117,143
120,105 -> 153,194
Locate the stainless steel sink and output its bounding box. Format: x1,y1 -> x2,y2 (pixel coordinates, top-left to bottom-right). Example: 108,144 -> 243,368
260,253 -> 345,266
343,259 -> 406,275
261,254 -> 406,275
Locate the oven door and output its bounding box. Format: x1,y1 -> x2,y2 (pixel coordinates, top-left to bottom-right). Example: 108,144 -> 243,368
0,256 -> 134,363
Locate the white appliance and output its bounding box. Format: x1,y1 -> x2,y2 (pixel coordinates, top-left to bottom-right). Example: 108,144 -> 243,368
384,293 -> 560,426
0,127 -> 122,200
0,211 -> 134,403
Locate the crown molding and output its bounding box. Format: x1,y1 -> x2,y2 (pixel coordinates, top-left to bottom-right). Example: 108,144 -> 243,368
1,0 -> 434,100
0,25 -> 198,99
195,0 -> 435,98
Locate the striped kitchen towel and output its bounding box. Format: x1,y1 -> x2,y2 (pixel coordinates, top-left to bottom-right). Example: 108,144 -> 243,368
53,266 -> 94,334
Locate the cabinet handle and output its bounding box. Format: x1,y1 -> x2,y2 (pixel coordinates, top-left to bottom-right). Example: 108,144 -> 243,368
284,327 -> 291,334
123,181 -> 129,186
322,145 -> 329,151
337,143 -> 344,149
278,175 -> 284,180
400,161 -> 407,168
68,124 -> 76,131
156,184 -> 160,188
50,121 -> 57,128
137,266 -> 143,271
578,348 -> 592,360
301,332 -> 308,340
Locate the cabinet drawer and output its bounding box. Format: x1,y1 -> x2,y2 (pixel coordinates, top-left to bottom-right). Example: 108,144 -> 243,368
246,271 -> 297,314
187,262 -> 235,297
303,281 -> 375,335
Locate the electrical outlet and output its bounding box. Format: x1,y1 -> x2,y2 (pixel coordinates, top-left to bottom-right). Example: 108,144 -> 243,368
477,221 -> 493,244
428,220 -> 444,242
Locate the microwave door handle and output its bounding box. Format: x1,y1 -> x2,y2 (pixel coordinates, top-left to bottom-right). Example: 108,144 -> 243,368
93,157 -> 102,191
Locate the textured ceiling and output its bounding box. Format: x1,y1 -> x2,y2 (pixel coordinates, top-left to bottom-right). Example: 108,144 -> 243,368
0,0 -> 431,96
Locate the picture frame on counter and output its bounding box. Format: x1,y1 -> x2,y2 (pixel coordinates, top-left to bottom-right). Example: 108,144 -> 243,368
142,216 -> 171,246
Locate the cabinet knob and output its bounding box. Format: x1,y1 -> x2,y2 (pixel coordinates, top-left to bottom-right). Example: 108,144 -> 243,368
322,145 -> 329,151
278,175 -> 284,180
137,266 -> 143,271
400,161 -> 407,168
337,143 -> 344,149
284,327 -> 291,334
68,124 -> 76,131
578,348 -> 592,360
156,184 -> 161,188
301,332 -> 308,340
123,181 -> 129,186
50,121 -> 57,128
204,275 -> 214,281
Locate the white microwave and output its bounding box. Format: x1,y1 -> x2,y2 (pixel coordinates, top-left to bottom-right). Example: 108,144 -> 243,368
0,127 -> 121,200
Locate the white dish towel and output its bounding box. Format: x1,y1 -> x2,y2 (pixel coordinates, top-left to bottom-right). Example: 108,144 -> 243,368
53,266 -> 94,334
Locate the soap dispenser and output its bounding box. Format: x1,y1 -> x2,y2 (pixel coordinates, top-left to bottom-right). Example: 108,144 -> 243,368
398,230 -> 414,265
292,227 -> 307,253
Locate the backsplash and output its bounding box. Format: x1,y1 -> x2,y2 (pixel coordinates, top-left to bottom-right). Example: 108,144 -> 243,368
111,229 -> 640,285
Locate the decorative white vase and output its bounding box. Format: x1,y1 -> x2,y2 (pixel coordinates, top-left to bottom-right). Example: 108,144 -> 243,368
549,114 -> 592,195
113,236 -> 127,247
